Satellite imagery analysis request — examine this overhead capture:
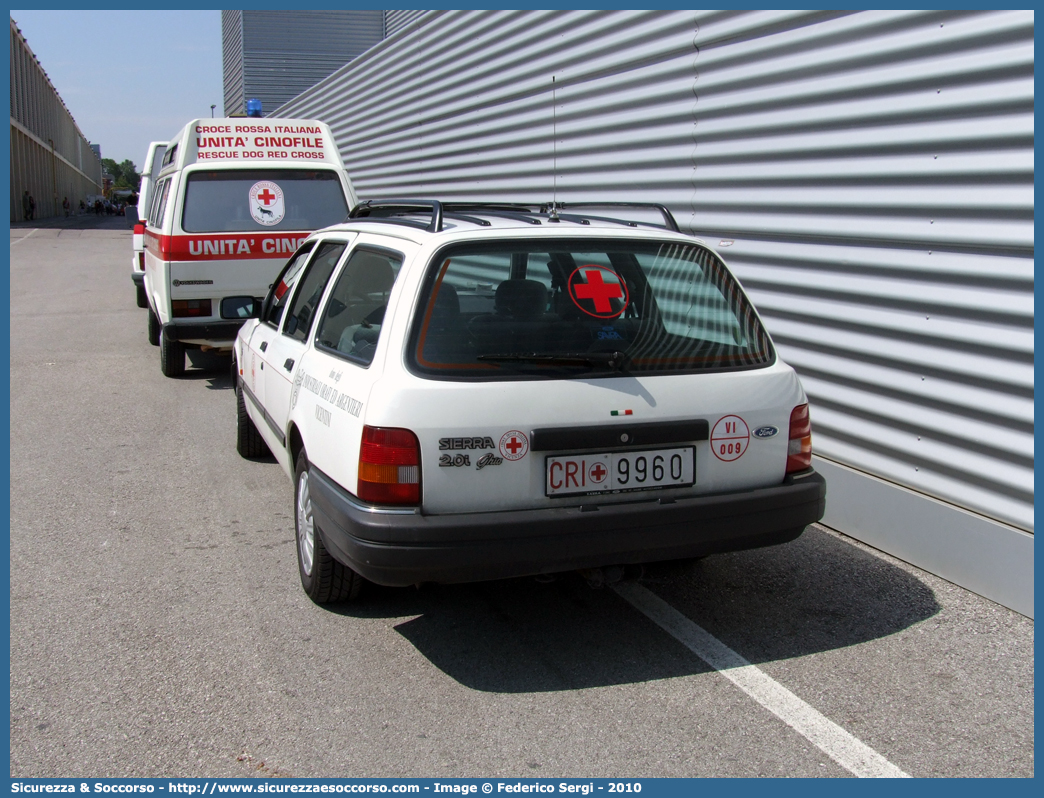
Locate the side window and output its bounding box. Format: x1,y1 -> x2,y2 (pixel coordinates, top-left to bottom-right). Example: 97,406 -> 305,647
151,178 -> 171,228
283,241 -> 347,341
262,242 -> 316,328
315,247 -> 404,366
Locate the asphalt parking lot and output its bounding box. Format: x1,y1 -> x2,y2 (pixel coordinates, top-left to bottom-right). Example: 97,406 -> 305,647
8,221 -> 1034,778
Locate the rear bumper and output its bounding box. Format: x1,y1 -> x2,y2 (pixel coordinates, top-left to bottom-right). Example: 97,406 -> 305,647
162,320 -> 243,344
308,467 -> 826,587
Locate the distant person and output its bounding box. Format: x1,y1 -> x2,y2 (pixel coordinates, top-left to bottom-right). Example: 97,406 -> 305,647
28,194 -> 36,220
79,199 -> 85,214
63,196 -> 70,217
22,190 -> 30,221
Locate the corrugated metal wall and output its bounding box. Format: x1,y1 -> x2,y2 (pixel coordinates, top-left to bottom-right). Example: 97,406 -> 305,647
384,10 -> 428,39
222,10 -> 385,116
9,17 -> 102,221
277,10 -> 1033,534
221,10 -> 245,117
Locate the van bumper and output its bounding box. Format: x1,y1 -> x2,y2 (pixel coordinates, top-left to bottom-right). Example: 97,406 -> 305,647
307,466 -> 827,587
162,320 -> 243,344
131,271 -> 144,286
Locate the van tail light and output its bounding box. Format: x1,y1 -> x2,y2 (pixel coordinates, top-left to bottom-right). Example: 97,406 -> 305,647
171,299 -> 212,318
786,403 -> 812,474
358,426 -> 421,505
137,252 -> 145,270
133,222 -> 146,236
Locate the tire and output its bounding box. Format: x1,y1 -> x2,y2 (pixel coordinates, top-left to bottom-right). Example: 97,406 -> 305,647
135,283 -> 148,309
159,328 -> 185,377
236,384 -> 269,458
147,307 -> 161,346
295,450 -> 363,604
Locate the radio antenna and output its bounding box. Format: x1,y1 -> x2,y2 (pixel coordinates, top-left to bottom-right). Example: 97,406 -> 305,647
550,76 -> 559,220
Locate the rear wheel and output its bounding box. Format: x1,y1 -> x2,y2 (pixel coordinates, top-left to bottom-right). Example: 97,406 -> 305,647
159,328 -> 185,377
147,307 -> 160,346
135,283 -> 147,308
236,384 -> 269,458
295,450 -> 363,604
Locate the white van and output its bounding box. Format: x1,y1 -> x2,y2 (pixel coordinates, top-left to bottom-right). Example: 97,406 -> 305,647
131,140 -> 167,308
142,118 -> 358,377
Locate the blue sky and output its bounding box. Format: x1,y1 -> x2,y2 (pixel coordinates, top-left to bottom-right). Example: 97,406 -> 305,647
10,10 -> 224,171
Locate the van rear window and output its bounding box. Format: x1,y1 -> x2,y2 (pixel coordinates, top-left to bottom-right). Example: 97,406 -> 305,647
181,169 -> 348,233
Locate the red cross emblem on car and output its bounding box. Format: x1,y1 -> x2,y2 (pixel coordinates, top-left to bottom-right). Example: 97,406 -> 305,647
568,265 -> 629,319
499,430 -> 529,461
256,188 -> 277,205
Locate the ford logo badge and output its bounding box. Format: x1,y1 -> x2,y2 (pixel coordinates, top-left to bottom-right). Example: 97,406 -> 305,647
753,425 -> 778,439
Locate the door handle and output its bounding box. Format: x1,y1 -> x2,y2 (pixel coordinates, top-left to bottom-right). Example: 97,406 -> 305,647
283,358 -> 295,372
259,341 -> 268,352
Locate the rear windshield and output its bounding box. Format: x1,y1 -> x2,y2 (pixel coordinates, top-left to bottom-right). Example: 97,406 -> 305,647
408,239 -> 773,379
181,169 -> 348,233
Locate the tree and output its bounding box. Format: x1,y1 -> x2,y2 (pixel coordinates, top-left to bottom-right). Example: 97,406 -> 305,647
101,158 -> 141,191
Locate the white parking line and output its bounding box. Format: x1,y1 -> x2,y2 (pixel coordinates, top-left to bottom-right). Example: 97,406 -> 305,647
613,582 -> 910,778
10,229 -> 38,246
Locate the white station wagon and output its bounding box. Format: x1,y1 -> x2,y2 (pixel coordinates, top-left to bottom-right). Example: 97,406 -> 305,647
230,201 -> 826,603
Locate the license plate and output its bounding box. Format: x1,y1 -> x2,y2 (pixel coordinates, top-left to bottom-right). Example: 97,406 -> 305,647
545,447 -> 695,497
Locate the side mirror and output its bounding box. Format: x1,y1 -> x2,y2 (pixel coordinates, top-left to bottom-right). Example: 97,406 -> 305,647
221,296 -> 261,320
125,205 -> 140,226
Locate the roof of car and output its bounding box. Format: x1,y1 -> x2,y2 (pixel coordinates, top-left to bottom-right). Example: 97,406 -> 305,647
316,200 -> 705,245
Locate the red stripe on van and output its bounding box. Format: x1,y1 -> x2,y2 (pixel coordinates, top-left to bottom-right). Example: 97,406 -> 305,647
145,232 -> 309,261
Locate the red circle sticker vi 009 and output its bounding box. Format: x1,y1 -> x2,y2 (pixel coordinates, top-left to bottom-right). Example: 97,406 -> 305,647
567,265 -> 629,319
711,415 -> 749,461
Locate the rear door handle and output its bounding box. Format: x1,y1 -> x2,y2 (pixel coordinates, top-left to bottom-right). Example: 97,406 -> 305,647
283,358 -> 295,372
259,341 -> 268,352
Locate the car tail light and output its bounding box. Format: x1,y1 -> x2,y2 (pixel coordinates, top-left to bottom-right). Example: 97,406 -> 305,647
133,222 -> 146,236
357,425 -> 420,505
137,252 -> 145,270
786,403 -> 812,474
171,299 -> 212,318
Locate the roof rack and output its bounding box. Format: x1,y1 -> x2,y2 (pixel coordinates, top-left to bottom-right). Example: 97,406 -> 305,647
348,199 -> 445,232
543,202 -> 680,232
346,199 -> 681,234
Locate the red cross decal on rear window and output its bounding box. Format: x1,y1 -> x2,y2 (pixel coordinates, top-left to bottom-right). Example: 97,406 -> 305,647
568,265 -> 629,319
256,189 -> 277,205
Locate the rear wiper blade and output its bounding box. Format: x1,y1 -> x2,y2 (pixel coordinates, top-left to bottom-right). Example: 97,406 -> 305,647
477,351 -> 629,370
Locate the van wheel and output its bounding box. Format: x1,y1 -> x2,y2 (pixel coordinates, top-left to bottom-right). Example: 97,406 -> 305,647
295,450 -> 363,604
135,283 -> 147,308
147,308 -> 160,346
159,329 -> 185,377
236,384 -> 269,458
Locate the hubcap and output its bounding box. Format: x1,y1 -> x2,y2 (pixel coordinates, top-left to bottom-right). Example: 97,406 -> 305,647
297,470 -> 315,576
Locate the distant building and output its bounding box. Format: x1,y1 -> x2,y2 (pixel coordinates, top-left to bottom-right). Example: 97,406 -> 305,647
221,10 -> 385,117
10,16 -> 103,221
90,143 -> 101,159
